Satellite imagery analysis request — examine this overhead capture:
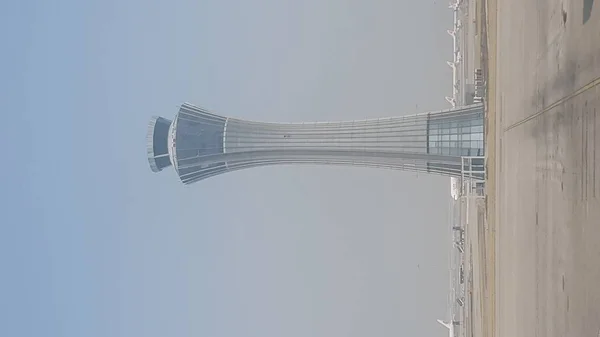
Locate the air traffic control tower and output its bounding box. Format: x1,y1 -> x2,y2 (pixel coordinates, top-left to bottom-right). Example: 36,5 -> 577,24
146,103 -> 484,184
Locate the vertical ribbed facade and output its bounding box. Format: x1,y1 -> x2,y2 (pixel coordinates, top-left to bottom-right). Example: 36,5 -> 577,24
146,103 -> 484,184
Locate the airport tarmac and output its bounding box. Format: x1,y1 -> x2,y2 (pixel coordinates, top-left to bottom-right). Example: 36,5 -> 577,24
485,0 -> 600,336
461,195 -> 486,337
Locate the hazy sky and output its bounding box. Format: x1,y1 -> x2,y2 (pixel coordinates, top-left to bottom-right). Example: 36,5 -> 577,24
1,1 -> 455,336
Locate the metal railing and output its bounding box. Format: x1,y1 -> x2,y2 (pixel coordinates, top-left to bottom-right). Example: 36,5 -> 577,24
460,156 -> 485,197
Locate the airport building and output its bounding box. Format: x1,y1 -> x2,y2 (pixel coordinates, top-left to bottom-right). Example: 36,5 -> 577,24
146,103 -> 484,184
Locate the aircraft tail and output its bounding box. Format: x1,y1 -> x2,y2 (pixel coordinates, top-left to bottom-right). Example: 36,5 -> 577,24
437,319 -> 452,329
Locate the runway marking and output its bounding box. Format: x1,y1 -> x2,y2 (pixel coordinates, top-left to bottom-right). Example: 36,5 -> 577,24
504,75 -> 600,131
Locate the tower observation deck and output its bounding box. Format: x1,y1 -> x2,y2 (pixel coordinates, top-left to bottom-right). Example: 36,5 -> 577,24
147,103 -> 485,184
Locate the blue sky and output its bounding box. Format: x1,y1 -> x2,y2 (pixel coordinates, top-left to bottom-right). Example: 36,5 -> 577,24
1,1 -> 455,336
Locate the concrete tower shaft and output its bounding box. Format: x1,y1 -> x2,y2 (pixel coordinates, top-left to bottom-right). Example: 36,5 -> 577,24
146,103 -> 484,184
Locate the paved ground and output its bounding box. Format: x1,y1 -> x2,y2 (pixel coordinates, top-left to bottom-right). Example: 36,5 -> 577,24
463,196 -> 486,337
487,0 -> 600,336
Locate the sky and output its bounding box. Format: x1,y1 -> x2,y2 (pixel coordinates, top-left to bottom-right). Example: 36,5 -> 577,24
1,1 -> 455,336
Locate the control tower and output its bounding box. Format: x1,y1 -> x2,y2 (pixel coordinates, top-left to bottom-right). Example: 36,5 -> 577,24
146,103 -> 484,184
